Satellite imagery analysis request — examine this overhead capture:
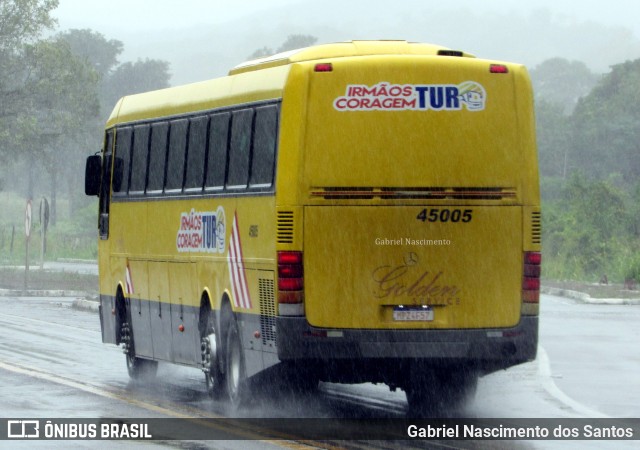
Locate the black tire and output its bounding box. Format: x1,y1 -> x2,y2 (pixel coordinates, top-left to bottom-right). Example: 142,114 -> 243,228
200,306 -> 224,398
224,315 -> 248,409
121,294 -> 157,380
126,351 -> 158,380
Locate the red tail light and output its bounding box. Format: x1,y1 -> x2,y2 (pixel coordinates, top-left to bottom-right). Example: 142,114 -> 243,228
279,277 -> 304,291
278,264 -> 303,278
278,251 -> 304,304
314,63 -> 333,72
523,278 -> 540,291
522,251 -> 541,303
525,252 -> 542,265
490,64 -> 509,74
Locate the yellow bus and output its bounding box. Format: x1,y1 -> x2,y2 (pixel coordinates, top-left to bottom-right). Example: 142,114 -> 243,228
85,40 -> 541,413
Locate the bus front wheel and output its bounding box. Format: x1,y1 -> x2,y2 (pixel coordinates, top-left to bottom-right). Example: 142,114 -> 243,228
121,297 -> 157,380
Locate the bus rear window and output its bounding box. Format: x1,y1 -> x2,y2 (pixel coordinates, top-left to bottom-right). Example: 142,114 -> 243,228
250,105 -> 278,188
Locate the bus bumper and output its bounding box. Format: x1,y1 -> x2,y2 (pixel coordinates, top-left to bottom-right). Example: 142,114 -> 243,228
276,315 -> 538,375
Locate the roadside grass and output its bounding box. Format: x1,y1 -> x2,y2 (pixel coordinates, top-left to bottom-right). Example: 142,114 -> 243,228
0,191 -> 97,265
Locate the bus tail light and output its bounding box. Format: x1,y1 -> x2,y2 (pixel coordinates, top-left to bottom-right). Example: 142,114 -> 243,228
490,64 -> 509,74
522,252 -> 541,303
278,251 -> 304,313
314,63 -> 333,72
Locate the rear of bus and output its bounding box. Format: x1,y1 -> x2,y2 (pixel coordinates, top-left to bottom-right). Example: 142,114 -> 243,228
273,42 -> 541,399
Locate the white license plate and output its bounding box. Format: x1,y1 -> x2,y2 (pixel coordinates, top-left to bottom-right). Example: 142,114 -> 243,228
393,307 -> 434,321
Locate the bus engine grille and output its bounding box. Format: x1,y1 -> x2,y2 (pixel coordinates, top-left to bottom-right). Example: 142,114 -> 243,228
259,278 -> 276,346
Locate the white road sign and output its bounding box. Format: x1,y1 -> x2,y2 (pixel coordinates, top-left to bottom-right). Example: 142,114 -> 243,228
25,200 -> 32,238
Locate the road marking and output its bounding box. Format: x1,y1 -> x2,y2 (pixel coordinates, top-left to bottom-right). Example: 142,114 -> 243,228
537,346 -> 609,418
0,360 -> 326,448
0,359 -> 193,417
0,311 -> 99,334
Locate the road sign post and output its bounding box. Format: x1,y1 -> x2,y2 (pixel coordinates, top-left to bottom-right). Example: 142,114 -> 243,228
24,200 -> 32,293
39,197 -> 49,269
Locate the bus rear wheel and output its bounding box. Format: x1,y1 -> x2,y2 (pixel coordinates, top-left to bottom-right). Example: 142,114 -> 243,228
125,349 -> 158,380
200,307 -> 224,398
224,315 -> 248,408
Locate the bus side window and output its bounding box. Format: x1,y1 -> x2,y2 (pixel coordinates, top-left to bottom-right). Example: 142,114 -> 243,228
99,130 -> 114,239
113,127 -> 133,195
100,131 -> 114,203
166,119 -> 189,192
250,104 -> 279,188
130,124 -> 150,195
147,122 -> 168,194
184,115 -> 209,192
205,112 -> 230,191
227,108 -> 254,190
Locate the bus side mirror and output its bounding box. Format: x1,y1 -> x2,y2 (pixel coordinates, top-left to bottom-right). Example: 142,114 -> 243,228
85,155 -> 102,196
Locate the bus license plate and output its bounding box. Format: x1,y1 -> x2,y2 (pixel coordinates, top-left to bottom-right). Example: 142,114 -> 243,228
393,307 -> 434,321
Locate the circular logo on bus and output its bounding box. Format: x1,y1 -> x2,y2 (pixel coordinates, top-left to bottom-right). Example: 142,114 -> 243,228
216,206 -> 226,254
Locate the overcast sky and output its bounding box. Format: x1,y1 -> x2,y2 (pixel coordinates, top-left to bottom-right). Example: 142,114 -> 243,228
54,0 -> 298,31
54,0 -> 640,36
51,0 -> 640,84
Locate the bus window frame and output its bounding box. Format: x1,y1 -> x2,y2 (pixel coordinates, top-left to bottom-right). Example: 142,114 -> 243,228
107,99 -> 281,202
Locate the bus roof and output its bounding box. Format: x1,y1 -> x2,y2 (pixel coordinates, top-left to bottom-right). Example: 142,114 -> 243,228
106,65 -> 290,127
107,41 -> 477,127
229,40 -> 475,75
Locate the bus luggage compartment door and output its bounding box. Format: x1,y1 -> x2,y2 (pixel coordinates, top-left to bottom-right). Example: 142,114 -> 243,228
303,205 -> 522,330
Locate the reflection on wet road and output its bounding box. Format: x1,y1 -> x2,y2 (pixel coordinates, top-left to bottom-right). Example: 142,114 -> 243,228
0,294 -> 637,448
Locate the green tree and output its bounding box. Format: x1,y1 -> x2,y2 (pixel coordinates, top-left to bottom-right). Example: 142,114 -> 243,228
519,58 -> 640,282
57,28 -> 123,78
55,32 -> 170,220
101,58 -> 171,114
20,37 -> 100,223
530,58 -> 599,114
0,0 -> 58,51
0,0 -> 59,166
56,29 -> 123,167
544,174 -> 630,279
535,99 -> 572,179
531,59 -> 596,183
571,59 -> 640,183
